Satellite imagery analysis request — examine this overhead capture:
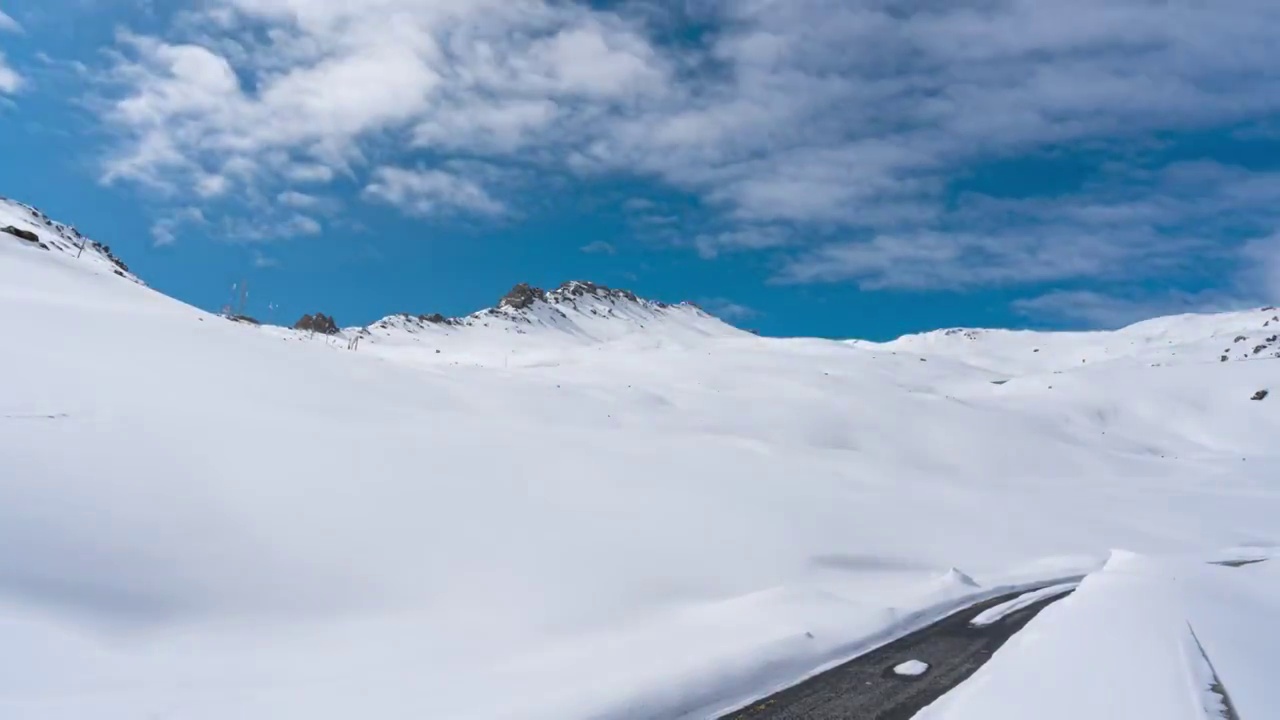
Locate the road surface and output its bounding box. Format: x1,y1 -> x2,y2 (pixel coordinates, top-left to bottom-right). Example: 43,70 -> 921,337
717,584 -> 1075,720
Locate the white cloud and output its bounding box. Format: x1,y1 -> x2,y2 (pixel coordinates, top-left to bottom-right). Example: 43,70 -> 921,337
268,215 -> 321,238
150,206 -> 207,247
94,0 -> 672,200
0,12 -> 22,94
777,162 -> 1280,292
363,166 -> 504,217
580,240 -> 616,255
622,198 -> 656,212
698,297 -> 758,322
223,214 -> 322,242
1239,232 -> 1280,303
0,55 -> 19,94
252,251 -> 279,269
284,163 -> 335,184
1011,290 -> 1250,329
84,0 -> 1280,294
694,226 -> 792,260
277,190 -> 320,209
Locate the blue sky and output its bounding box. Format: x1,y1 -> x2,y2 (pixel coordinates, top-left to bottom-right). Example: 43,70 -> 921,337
1,0 -> 1278,340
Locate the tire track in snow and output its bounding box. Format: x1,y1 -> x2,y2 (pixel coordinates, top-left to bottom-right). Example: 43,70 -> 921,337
1187,624 -> 1240,720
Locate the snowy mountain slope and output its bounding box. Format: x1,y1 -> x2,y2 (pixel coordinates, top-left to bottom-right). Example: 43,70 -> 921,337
851,308 -> 1280,376
0,197 -> 140,284
330,280 -> 741,366
1,209 -> 1278,719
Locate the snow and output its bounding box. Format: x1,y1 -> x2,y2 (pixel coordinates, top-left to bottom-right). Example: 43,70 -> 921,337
915,552 -> 1280,720
0,197 -> 140,283
970,583 -> 1078,627
2,203 -> 1280,719
894,660 -> 930,676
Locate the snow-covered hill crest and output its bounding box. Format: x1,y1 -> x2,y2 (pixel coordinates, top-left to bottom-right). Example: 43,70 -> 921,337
0,196 -> 140,284
351,279 -> 739,350
851,307 -> 1280,375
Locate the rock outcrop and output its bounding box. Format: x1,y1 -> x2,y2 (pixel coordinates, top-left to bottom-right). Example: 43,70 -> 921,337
295,313 -> 339,335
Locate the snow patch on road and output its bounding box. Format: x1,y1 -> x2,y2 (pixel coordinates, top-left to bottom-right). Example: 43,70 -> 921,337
970,583 -> 1078,627
894,660 -> 930,676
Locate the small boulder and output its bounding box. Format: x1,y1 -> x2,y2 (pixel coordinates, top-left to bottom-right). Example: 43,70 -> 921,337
1252,390 -> 1269,401
2,225 -> 41,243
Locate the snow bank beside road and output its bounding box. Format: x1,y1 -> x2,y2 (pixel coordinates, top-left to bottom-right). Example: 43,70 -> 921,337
917,553 -> 1279,720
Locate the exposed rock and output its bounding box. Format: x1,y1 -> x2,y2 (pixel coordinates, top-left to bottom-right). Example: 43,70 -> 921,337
1251,389 -> 1269,401
91,241 -> 131,273
1221,355 -> 1229,362
295,312 -> 339,335
2,225 -> 41,244
499,283 -> 545,310
420,313 -> 448,324
1254,345 -> 1269,355
227,314 -> 260,325
1234,335 -> 1247,342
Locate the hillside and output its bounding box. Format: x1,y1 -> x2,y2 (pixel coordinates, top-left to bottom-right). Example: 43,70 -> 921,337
1,205 -> 1277,720
0,197 -> 140,284
849,308 -> 1280,376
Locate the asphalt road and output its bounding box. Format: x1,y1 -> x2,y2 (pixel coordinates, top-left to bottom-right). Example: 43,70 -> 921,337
717,584 -> 1075,720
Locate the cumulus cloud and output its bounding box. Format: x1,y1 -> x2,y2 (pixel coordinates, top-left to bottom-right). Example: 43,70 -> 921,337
363,166 -> 505,217
94,0 -> 671,197
86,0 -> 1280,303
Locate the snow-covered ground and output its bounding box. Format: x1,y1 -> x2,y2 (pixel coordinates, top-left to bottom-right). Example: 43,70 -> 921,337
2,204 -> 1278,719
916,552 -> 1280,720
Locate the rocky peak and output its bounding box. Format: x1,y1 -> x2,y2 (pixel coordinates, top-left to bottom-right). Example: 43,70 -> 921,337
496,280 -> 668,312
498,283 -> 545,310
295,312 -> 339,335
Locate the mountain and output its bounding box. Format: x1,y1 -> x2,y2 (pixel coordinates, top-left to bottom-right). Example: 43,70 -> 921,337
850,309 -> 1280,375
352,280 -> 736,348
0,196 -> 140,284
1,198 -> 1277,720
